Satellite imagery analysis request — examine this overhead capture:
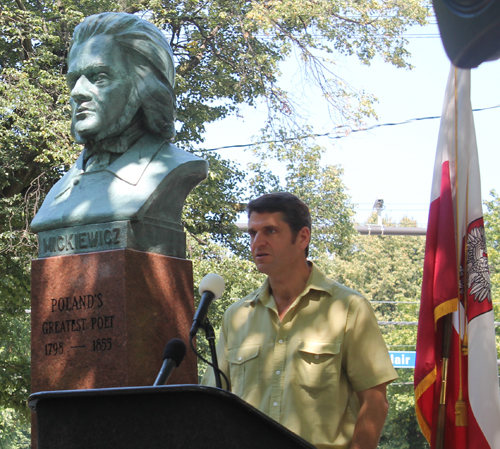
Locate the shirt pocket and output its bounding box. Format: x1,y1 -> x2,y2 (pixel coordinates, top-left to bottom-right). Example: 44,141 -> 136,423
227,344 -> 260,397
295,340 -> 342,390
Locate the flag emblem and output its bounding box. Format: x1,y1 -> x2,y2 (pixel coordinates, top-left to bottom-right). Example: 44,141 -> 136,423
414,66 -> 500,449
464,223 -> 491,304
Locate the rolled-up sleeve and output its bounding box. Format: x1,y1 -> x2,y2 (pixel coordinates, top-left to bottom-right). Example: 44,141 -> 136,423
343,296 -> 398,392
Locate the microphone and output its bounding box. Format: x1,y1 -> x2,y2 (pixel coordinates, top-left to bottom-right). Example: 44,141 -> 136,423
153,338 -> 187,386
189,273 -> 225,338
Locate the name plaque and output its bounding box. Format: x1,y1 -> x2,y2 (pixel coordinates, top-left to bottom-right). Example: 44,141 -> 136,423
37,222 -> 131,258
36,219 -> 187,259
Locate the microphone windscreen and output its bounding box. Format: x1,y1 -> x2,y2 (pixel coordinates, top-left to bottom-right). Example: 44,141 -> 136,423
199,273 -> 225,299
162,338 -> 187,366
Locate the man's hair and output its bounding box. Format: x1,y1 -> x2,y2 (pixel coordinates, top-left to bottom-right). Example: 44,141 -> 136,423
246,192 -> 312,257
70,12 -> 176,140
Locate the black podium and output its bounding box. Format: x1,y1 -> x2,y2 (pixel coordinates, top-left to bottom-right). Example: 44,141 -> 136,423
29,385 -> 315,448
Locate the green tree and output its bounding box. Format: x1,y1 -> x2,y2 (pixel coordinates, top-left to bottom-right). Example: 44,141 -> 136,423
0,0 -> 430,444
484,190 -> 500,297
317,216 -> 428,448
249,132 -> 357,257
482,190 -> 500,365
0,251 -> 31,448
1,0 -> 430,244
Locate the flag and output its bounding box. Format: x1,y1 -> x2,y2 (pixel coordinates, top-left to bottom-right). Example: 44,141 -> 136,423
414,65 -> 500,448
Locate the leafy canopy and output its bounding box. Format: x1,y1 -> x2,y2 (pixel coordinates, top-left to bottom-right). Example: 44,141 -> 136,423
0,0 -> 430,444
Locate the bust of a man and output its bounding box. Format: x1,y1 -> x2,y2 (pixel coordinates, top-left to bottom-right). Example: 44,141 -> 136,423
31,13 -> 208,247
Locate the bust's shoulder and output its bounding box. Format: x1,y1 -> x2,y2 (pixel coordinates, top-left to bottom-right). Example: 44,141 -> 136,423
30,132 -> 208,233
144,136 -> 208,181
153,138 -> 206,164
108,133 -> 207,183
128,133 -> 197,158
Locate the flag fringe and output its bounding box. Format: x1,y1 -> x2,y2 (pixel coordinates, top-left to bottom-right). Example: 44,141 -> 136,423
414,367 -> 437,444
415,367 -> 437,401
434,298 -> 458,326
415,401 -> 432,444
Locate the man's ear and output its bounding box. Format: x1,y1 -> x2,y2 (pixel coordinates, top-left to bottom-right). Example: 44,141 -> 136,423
298,226 -> 311,249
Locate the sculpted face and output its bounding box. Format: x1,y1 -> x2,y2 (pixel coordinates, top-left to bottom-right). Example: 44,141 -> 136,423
67,35 -> 138,143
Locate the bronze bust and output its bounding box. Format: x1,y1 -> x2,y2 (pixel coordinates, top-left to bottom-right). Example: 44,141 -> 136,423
31,13 -> 208,257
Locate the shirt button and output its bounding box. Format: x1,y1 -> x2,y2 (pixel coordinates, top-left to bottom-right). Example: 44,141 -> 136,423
73,178 -> 80,186
276,370 -> 281,375
273,402 -> 278,407
315,355 -> 320,360
238,357 -> 242,361
278,339 -> 284,344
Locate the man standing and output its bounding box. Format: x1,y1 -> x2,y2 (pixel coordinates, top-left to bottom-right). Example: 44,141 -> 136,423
202,192 -> 397,449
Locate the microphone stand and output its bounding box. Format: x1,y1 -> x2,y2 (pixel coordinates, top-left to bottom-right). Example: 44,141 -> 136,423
203,318 -> 222,389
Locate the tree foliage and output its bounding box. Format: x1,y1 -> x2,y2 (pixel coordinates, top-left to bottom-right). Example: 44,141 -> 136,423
1,0 -> 430,210
484,190 -> 500,298
248,127 -> 358,257
0,0 -> 430,444
482,190 -> 500,366
316,216 -> 428,448
0,250 -> 31,447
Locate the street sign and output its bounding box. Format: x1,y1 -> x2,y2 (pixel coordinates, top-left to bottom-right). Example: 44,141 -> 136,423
389,351 -> 416,368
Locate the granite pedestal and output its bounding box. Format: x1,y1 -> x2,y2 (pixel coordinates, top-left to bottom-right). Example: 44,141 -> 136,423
31,249 -> 197,394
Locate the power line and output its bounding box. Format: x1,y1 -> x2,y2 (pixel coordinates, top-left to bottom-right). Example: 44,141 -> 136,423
373,301 -> 500,305
379,321 -> 419,325
379,321 -> 500,326
197,105 -> 500,152
388,345 -> 416,347
252,33 -> 442,40
372,301 -> 420,304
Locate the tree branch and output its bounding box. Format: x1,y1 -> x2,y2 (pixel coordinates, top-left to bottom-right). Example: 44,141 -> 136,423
176,20 -> 223,76
14,0 -> 34,59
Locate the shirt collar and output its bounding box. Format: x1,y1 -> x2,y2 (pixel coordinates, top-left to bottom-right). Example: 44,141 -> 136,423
53,133 -> 166,200
244,262 -> 333,306
300,262 -> 334,298
82,118 -> 146,170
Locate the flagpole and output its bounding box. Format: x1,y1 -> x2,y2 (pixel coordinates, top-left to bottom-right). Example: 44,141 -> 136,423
436,67 -> 459,449
436,67 -> 462,449
435,313 -> 453,449
416,65 -> 500,449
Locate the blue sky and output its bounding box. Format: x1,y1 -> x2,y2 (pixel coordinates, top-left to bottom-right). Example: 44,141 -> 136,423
195,21 -> 500,227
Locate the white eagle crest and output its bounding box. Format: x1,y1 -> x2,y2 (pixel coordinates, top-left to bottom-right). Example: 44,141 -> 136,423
466,226 -> 492,303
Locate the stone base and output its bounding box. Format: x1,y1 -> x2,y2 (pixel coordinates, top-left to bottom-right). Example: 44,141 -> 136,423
31,249 -> 197,393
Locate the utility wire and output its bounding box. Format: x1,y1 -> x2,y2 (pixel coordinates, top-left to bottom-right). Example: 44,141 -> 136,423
379,321 -> 500,326
197,105 -> 500,152
373,301 -> 500,304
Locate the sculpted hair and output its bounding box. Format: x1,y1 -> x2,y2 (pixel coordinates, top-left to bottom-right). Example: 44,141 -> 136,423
70,12 -> 176,140
246,192 -> 312,257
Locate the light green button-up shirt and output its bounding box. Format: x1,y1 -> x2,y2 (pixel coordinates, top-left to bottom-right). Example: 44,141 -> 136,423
202,264 -> 397,449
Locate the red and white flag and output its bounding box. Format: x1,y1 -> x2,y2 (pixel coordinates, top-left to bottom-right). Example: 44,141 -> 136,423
414,66 -> 500,448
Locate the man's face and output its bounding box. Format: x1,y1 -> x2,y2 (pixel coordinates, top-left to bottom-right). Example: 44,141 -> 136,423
248,211 -> 309,277
67,35 -> 137,143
